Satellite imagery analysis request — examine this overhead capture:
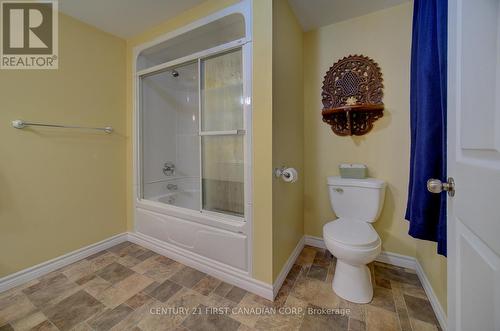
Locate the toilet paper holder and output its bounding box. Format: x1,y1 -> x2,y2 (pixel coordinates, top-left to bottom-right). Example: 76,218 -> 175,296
274,167 -> 288,178
274,166 -> 298,182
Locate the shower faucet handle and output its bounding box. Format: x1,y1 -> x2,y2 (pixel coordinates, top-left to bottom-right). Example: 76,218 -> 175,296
163,162 -> 175,176
167,184 -> 178,190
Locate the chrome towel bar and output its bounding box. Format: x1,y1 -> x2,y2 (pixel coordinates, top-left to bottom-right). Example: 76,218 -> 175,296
11,119 -> 113,134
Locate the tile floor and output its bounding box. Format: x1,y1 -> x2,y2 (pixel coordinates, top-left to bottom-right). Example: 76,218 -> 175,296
0,243 -> 441,331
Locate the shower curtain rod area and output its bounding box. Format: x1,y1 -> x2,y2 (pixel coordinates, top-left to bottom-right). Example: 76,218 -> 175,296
11,119 -> 113,134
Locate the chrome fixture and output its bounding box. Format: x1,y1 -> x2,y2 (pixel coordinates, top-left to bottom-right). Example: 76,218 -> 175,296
427,177 -> 455,197
163,162 -> 175,176
11,119 -> 113,134
167,184 -> 178,191
171,70 -> 179,78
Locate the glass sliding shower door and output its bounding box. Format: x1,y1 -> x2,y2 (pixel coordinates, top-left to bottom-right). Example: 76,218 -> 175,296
140,48 -> 245,219
201,49 -> 245,217
141,62 -> 200,211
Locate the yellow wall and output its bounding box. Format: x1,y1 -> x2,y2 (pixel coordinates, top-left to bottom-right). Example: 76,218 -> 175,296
125,0 -> 275,284
251,0 -> 274,283
272,0 -> 304,280
304,3 -> 415,256
0,13 -> 127,277
417,240 -> 447,312
303,2 -> 447,310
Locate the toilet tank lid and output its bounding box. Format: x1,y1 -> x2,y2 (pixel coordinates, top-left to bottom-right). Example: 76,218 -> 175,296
327,176 -> 386,188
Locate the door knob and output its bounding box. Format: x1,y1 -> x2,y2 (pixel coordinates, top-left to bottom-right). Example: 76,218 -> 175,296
427,177 -> 455,197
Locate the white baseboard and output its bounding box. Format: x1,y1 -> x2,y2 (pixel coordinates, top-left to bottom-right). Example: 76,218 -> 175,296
127,232 -> 274,300
415,259 -> 448,331
304,235 -> 326,249
303,235 -> 447,330
272,236 -> 305,298
0,233 -> 128,293
375,251 -> 417,270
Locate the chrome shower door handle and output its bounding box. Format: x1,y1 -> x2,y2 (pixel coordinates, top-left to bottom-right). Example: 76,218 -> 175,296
427,177 -> 455,197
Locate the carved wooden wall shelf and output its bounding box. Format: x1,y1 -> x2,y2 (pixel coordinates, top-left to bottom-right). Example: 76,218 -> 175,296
321,55 -> 384,136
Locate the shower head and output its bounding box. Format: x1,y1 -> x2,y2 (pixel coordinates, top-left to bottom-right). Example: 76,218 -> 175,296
171,70 -> 179,78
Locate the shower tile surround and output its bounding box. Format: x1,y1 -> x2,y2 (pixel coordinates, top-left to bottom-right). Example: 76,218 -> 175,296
141,62 -> 201,210
141,50 -> 245,216
0,243 -> 440,330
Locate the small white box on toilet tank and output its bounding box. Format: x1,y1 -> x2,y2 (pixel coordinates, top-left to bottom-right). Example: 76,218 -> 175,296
339,163 -> 367,179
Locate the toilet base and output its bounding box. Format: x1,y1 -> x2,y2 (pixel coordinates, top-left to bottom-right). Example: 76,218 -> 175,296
332,260 -> 373,304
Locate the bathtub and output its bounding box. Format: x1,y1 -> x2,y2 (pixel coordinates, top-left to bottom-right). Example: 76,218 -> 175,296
153,189 -> 200,210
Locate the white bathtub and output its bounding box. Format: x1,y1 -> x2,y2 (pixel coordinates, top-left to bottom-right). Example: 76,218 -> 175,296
138,176 -> 248,272
153,189 -> 200,210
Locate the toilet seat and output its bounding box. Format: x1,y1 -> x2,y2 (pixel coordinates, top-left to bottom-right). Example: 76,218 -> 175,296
324,218 -> 379,248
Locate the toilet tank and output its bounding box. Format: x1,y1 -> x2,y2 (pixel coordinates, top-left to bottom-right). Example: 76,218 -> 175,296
327,176 -> 386,223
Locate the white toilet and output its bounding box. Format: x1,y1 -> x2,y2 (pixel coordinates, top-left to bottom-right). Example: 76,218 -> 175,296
323,176 -> 386,303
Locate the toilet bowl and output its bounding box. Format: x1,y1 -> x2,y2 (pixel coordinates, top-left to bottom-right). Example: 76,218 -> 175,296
323,177 -> 386,303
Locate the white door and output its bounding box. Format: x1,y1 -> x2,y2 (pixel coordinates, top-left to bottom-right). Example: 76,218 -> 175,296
446,0 -> 500,330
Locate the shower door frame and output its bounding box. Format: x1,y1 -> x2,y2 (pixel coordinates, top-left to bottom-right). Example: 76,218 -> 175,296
132,2 -> 253,275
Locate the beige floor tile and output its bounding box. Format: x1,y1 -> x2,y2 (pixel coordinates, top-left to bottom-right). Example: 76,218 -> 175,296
97,263 -> 134,285
289,277 -> 342,309
205,293 -> 238,310
230,293 -> 267,328
62,260 -> 94,281
114,273 -> 154,294
82,277 -> 112,298
106,242 -> 132,256
137,289 -> 205,331
95,286 -> 135,309
169,267 -> 206,289
108,300 -> 154,331
118,255 -> 142,268
10,311 -> 46,331
87,304 -> 133,330
44,290 -> 104,331
30,320 -> 59,331
23,274 -> 79,309
125,292 -> 152,310
392,282 -> 412,331
365,305 -> 400,331
69,321 -> 94,331
395,281 -> 427,299
410,318 -> 440,331
369,286 -> 396,312
88,252 -> 119,271
0,292 -> 37,325
348,318 -> 366,331
192,275 -> 221,296
299,303 -> 348,331
133,257 -> 183,283
404,295 -> 439,325
254,308 -> 303,330
295,246 -> 317,266
3,244 -> 443,331
0,280 -> 39,302
180,304 -> 241,331
338,298 -> 366,323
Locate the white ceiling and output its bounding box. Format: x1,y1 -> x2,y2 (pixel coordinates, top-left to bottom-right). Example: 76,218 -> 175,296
288,0 -> 410,31
59,0 -> 205,39
59,0 -> 411,38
